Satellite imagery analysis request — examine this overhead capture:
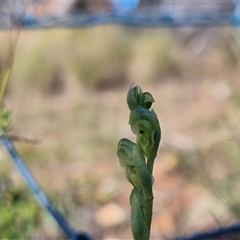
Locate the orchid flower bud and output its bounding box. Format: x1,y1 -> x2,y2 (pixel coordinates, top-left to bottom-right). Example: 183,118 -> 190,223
129,106 -> 161,160
117,138 -> 146,188
127,83 -> 155,111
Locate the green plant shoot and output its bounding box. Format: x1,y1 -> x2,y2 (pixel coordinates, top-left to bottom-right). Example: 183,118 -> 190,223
0,105 -> 11,135
117,83 -> 161,240
0,28 -> 21,134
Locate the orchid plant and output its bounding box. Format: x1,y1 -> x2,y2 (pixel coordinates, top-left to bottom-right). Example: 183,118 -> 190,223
117,83 -> 161,240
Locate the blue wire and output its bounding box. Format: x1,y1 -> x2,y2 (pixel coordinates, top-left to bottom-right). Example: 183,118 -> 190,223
0,136 -> 92,240
0,0 -> 238,29
17,13 -> 234,28
173,221 -> 240,240
0,10 -> 237,29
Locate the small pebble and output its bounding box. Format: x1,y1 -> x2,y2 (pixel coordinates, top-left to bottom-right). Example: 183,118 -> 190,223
95,203 -> 127,227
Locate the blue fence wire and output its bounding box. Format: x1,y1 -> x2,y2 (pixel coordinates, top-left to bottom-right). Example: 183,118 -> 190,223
2,11 -> 240,29
0,0 -> 240,28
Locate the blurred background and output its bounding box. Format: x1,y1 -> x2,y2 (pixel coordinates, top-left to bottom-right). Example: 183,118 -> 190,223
1,1 -> 240,240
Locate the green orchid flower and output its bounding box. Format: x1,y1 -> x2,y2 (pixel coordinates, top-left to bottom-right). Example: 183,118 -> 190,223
130,107 -> 160,161
127,83 -> 155,111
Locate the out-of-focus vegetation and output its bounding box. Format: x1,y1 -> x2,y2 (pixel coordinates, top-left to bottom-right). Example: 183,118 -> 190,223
1,26 -> 240,239
11,28 -> 179,91
0,169 -> 41,238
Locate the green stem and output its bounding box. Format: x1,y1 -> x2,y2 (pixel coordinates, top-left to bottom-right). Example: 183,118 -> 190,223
139,160 -> 154,234
145,157 -> 155,234
145,191 -> 153,233
147,158 -> 154,174
131,189 -> 150,240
